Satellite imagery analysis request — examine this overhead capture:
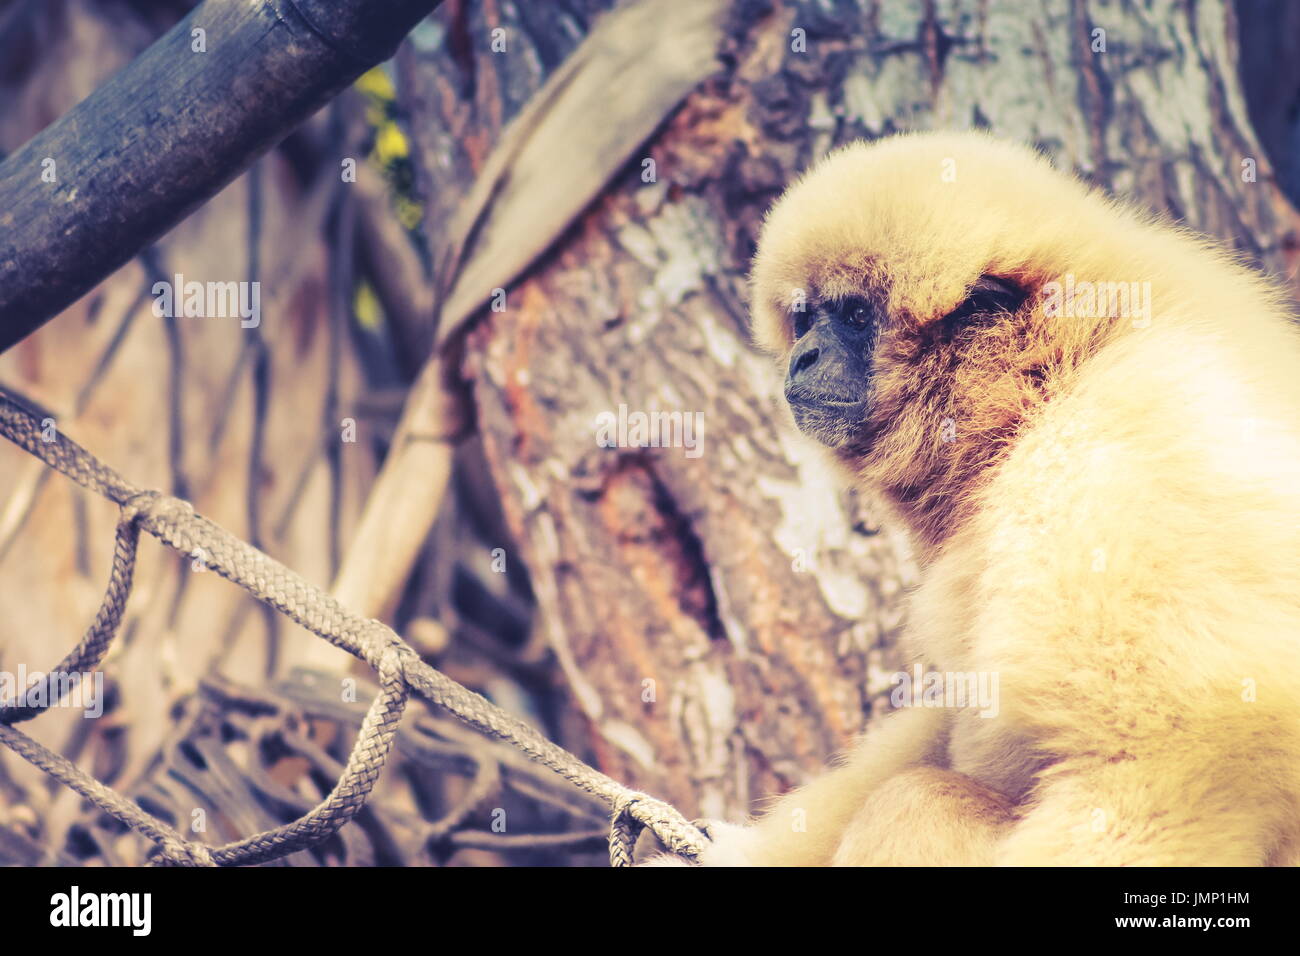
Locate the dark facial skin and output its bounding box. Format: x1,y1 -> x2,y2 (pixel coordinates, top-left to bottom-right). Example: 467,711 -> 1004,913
783,295 -> 877,449
783,276 -> 1027,451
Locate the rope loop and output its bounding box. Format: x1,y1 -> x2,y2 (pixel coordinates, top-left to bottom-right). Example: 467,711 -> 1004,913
0,385 -> 708,866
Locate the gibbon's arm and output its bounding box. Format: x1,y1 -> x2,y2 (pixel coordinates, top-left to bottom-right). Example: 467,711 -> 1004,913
697,706 -> 947,866
705,736 -> 1275,866
691,705 -> 1019,867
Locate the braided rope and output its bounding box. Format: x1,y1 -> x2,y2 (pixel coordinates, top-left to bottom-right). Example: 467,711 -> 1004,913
0,387 -> 706,865
0,496 -> 144,724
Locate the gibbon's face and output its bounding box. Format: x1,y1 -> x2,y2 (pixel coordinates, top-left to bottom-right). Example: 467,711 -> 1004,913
778,273 -> 1026,452
749,132 -> 1076,460
749,131 -> 1145,545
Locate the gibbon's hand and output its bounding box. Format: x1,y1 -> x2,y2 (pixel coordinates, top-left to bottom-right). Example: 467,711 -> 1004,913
638,821 -> 759,867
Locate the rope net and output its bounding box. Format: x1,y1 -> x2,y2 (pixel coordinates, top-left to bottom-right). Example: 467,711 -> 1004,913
0,387 -> 706,866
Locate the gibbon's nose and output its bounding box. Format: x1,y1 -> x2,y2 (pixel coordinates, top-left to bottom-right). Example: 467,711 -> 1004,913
790,344 -> 820,380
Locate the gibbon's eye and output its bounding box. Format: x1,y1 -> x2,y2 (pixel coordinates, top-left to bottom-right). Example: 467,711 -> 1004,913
792,310 -> 813,340
833,297 -> 874,332
945,276 -> 1026,325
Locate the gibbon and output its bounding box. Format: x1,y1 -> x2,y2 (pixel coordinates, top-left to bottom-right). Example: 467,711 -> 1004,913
663,131 -> 1300,865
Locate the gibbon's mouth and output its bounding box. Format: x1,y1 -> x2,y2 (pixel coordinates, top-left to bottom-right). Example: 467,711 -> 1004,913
783,388 -> 862,408
784,390 -> 868,449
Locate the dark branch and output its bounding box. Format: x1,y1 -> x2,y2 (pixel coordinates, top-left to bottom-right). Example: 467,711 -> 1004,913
0,0 -> 440,354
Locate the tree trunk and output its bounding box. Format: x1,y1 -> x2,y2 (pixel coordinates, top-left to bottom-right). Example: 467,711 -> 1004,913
403,0 -> 1297,820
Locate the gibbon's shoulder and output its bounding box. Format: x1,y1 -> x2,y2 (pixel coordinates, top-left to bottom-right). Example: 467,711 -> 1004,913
749,130 -> 1294,358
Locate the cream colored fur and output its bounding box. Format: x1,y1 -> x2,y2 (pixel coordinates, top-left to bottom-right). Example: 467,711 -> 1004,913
695,131 -> 1300,866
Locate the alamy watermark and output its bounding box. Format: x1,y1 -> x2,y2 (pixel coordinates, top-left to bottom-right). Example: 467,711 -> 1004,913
594,404 -> 704,459
0,665 -> 104,718
890,664 -> 999,718
152,273 -> 260,328
50,886 -> 150,936
1041,273 -> 1152,329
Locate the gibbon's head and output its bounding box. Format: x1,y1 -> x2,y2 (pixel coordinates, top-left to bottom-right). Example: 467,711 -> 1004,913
750,130 -> 1282,548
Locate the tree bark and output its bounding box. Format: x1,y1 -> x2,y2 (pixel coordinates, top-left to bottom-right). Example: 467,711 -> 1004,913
402,0 -> 1299,820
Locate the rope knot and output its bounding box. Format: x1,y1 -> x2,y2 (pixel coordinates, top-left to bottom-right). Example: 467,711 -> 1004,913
608,791 -> 652,867
121,490 -> 194,526
360,619 -> 418,675
152,837 -> 217,867
607,790 -> 708,866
